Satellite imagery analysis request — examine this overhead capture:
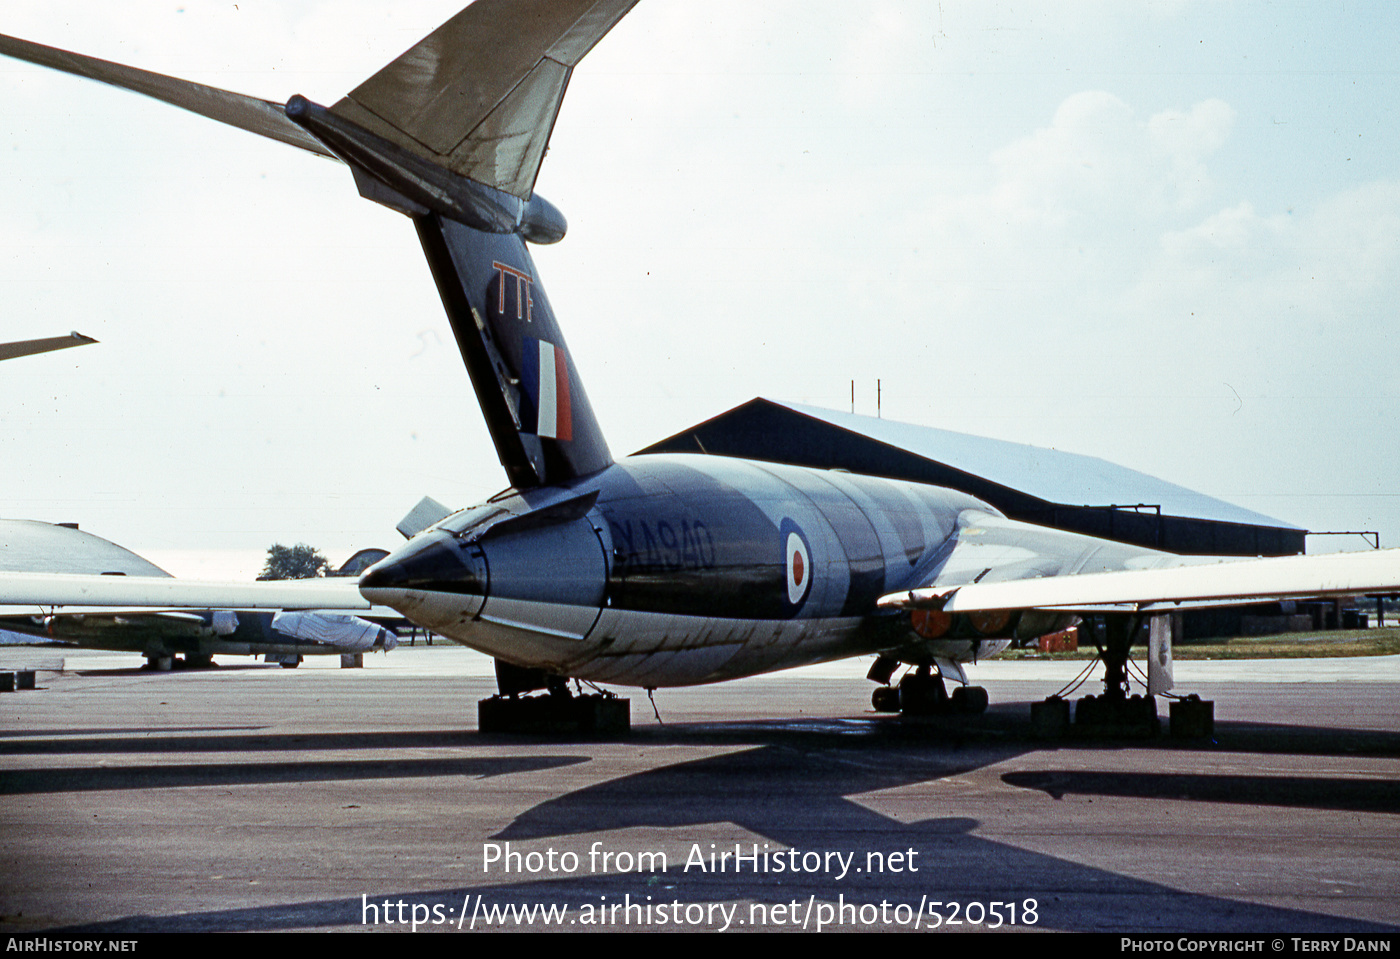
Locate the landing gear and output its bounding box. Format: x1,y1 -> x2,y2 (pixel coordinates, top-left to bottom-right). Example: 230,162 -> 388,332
478,659 -> 629,735
871,685 -> 900,712
950,684 -> 989,714
261,654 -> 303,668
1068,615 -> 1159,736
898,665 -> 948,714
142,653 -> 218,670
1074,691 -> 1158,733
1035,614 -> 1211,739
870,664 -> 988,717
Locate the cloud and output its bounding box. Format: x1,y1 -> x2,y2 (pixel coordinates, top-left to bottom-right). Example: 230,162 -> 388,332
1145,179 -> 1400,352
987,92 -> 1235,234
880,91 -> 1242,342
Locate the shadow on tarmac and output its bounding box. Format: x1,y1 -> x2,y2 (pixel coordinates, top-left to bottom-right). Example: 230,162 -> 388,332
28,704 -> 1400,934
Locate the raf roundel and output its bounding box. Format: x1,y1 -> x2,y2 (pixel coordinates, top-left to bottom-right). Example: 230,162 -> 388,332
783,521 -> 812,608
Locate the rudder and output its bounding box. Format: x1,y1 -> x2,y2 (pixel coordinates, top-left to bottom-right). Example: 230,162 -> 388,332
416,215 -> 612,488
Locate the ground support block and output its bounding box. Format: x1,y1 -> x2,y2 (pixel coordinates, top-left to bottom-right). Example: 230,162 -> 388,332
479,694 -> 630,735
1169,696 -> 1215,738
1031,696 -> 1070,739
1071,693 -> 1160,739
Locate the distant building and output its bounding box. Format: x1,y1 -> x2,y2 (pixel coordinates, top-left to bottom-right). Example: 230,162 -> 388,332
331,548 -> 390,577
640,398 -> 1305,557
641,399 -> 1332,641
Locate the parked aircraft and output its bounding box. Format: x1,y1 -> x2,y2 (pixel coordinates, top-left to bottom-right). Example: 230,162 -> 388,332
0,518 -> 398,670
1,1 -> 1397,725
0,335 -> 395,668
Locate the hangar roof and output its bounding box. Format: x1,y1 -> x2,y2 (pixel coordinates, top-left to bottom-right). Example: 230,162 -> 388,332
638,398 -> 1302,556
775,401 -> 1298,531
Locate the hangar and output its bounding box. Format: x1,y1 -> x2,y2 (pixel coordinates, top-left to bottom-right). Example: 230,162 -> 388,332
639,398 -> 1305,558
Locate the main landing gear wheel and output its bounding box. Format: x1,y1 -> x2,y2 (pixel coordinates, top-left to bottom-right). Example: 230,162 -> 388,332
478,688 -> 631,735
871,665 -> 989,716
897,666 -> 947,715
1075,691 -> 1156,727
950,684 -> 989,715
1064,614 -> 1161,737
871,685 -> 901,713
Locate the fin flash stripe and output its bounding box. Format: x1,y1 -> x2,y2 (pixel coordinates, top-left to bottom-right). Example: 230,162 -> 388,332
522,336 -> 572,441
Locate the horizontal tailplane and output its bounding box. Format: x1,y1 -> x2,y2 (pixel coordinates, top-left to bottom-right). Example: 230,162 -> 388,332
330,0 -> 637,200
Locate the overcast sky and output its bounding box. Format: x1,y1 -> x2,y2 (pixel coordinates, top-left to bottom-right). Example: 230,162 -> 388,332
1,1 -> 1397,578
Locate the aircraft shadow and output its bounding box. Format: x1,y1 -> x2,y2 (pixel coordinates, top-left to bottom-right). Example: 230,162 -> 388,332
0,755 -> 587,795
0,726 -> 267,739
38,709 -> 1400,934
1002,769 -> 1400,813
0,729 -> 488,756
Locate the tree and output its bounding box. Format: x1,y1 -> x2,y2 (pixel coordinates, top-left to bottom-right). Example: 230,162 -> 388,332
259,543 -> 330,580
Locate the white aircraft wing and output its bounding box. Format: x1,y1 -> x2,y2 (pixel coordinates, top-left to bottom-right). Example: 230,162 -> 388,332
0,572 -> 367,612
879,546 -> 1400,614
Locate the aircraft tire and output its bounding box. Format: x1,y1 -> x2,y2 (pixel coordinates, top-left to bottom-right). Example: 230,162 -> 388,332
871,686 -> 900,713
1076,693 -> 1100,724
897,672 -> 947,715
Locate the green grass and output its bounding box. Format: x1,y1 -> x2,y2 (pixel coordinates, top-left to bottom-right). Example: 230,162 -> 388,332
1002,627 -> 1400,661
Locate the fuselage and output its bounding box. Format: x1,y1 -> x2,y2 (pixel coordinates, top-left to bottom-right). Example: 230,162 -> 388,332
360,453 -> 1021,686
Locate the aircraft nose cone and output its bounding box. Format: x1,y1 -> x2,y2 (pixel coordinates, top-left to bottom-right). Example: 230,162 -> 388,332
357,557 -> 409,595
380,630 -> 399,653
359,533 -> 487,603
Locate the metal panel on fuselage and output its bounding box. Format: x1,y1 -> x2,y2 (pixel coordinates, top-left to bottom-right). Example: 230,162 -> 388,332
593,455 -> 977,620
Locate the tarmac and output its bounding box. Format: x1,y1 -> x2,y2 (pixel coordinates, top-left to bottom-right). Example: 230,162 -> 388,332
1,645 -> 1397,933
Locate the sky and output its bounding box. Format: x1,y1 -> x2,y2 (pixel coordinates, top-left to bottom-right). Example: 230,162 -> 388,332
0,1 -> 1397,578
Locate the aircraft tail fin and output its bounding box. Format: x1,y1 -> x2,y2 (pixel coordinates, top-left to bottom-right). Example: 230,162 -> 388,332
319,1 -> 630,488
1,1 -> 632,489
279,1 -> 631,487
412,212 -> 614,489
0,0 -> 635,203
